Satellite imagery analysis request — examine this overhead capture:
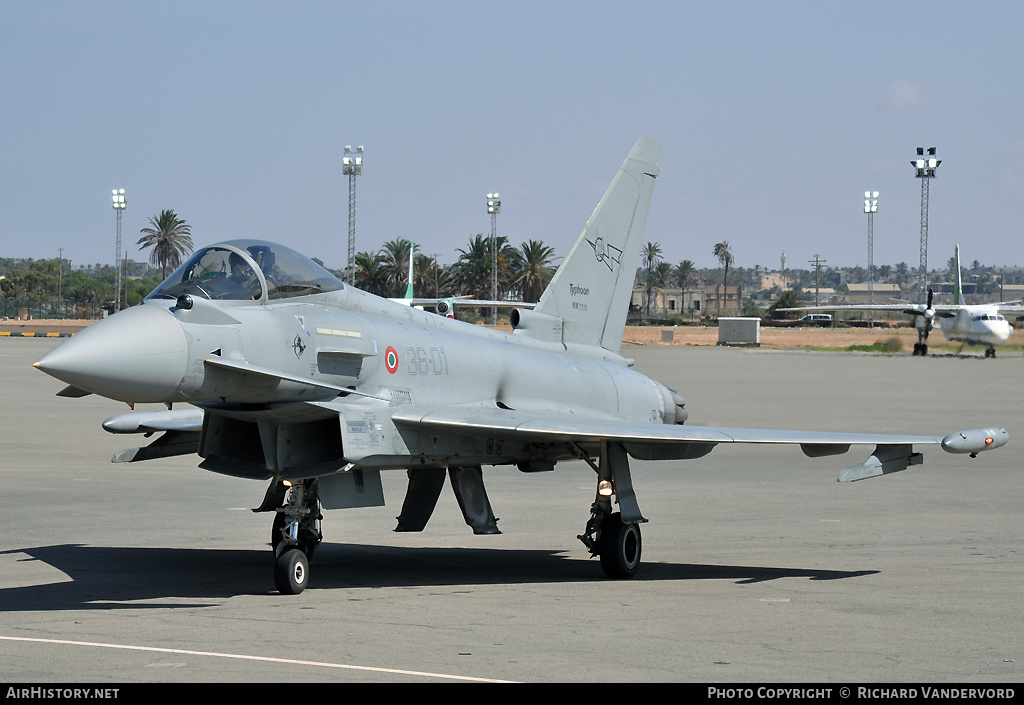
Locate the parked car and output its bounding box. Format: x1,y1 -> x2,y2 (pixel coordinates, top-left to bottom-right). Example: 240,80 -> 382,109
796,313 -> 832,326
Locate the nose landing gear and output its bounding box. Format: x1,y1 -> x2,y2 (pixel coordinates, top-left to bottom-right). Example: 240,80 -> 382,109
271,481 -> 322,595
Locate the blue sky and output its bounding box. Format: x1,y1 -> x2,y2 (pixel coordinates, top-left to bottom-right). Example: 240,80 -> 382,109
2,1 -> 1022,275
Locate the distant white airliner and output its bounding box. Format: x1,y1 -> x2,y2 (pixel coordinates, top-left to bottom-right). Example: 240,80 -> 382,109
780,245 -> 1024,357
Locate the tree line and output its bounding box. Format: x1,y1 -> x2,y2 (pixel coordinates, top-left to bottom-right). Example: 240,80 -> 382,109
1,209 -> 194,313
637,240 -> 1024,300
346,235 -> 557,303
5,213 -> 1020,317
0,213 -> 561,314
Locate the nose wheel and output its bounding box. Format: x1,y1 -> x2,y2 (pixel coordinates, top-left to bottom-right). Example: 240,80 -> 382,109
271,481 -> 322,594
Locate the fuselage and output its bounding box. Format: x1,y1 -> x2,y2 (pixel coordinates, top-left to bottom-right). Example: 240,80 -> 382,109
932,306 -> 1012,347
35,240 -> 681,475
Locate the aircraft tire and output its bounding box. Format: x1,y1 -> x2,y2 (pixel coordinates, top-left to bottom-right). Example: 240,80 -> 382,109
598,513 -> 642,579
275,548 -> 309,595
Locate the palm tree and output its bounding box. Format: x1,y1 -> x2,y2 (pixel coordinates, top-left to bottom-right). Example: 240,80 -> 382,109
515,239 -> 556,303
641,241 -> 662,318
713,241 -> 734,288
674,259 -> 695,290
380,238 -> 416,297
451,234 -> 518,298
675,259 -> 697,319
137,210 -> 194,279
653,261 -> 673,316
674,260 -> 695,286
713,240 -> 734,312
450,234 -> 494,301
353,250 -> 388,296
642,241 -> 662,275
413,253 -> 446,298
499,243 -> 524,298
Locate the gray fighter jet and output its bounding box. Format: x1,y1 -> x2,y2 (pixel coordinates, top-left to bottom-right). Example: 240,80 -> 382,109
34,137 -> 1008,594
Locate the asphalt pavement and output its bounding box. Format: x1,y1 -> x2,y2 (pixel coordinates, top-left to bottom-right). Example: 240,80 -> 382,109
1,338 -> 1020,683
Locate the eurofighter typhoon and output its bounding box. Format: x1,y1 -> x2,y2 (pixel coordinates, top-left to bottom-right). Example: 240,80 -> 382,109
34,138 -> 1008,593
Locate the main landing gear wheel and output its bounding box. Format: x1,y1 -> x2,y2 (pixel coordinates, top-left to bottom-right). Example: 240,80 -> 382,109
599,512 -> 642,579
274,548 -> 309,595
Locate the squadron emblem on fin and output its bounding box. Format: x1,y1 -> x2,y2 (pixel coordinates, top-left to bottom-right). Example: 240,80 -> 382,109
587,236 -> 622,272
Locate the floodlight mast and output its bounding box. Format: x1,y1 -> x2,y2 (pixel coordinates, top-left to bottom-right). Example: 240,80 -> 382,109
486,192 -> 501,324
864,190 -> 879,323
912,147 -> 940,300
343,146 -> 364,285
112,189 -> 126,311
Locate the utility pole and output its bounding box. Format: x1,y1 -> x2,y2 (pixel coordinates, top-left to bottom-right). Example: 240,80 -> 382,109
809,254 -> 827,306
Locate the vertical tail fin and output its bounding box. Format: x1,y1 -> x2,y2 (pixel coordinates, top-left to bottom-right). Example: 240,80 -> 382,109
954,244 -> 963,306
531,137 -> 661,354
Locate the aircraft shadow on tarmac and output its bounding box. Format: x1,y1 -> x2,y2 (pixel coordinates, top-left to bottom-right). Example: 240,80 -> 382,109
0,544 -> 878,612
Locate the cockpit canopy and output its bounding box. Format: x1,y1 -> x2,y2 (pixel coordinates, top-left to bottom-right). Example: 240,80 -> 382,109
146,240 -> 344,303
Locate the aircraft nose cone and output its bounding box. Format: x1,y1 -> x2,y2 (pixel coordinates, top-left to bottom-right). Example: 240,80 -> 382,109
34,304 -> 188,403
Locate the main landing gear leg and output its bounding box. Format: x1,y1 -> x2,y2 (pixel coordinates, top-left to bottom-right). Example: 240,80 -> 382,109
272,480 -> 323,595
913,332 -> 929,356
576,442 -> 646,578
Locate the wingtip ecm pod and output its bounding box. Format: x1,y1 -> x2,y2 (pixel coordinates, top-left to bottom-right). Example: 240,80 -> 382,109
941,428 -> 1009,457
838,428 -> 1009,483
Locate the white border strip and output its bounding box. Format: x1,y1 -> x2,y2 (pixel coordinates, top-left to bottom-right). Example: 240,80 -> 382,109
0,636 -> 516,683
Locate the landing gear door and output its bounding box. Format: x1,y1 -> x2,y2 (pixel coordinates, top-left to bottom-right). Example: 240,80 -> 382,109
340,408 -> 389,462
338,399 -> 411,462
318,470 -> 384,509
